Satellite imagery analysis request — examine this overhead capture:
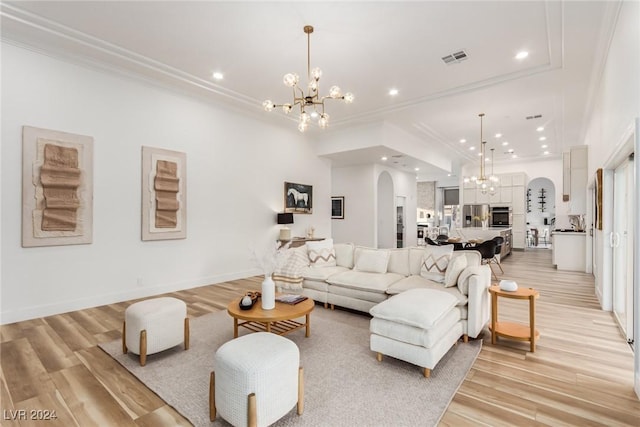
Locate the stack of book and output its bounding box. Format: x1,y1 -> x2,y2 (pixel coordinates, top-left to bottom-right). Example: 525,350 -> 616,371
275,294 -> 308,305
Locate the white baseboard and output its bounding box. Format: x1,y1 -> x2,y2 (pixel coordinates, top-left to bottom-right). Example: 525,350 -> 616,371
0,269 -> 262,325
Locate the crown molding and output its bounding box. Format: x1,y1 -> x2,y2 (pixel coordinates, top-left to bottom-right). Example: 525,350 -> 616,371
0,3 -> 261,109
578,0 -> 624,144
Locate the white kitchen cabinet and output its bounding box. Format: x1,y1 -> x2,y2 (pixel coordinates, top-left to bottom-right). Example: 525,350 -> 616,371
512,186 -> 525,214
489,191 -> 501,204
551,231 -> 586,271
512,214 -> 525,229
476,190 -> 489,204
512,214 -> 526,249
512,173 -> 526,186
512,230 -> 525,249
460,172 -> 526,214
501,174 -> 513,187
500,187 -> 512,204
569,146 -> 588,214
463,188 -> 476,204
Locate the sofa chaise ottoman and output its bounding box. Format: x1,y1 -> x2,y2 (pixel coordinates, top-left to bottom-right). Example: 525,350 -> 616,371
370,288 -> 462,378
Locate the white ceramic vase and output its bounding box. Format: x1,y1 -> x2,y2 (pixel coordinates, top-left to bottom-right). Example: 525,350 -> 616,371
261,276 -> 275,310
482,219 -> 488,230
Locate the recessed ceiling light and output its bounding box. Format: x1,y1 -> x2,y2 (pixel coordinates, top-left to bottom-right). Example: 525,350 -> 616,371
485,157 -> 490,162
469,146 -> 475,151
478,153 -> 483,157
212,72 -> 224,80
539,136 -> 546,141
536,126 -> 544,132
502,141 -> 509,146
447,173 -> 452,177
515,51 -> 529,60
543,151 -> 550,155
381,156 -> 388,161
495,133 -> 502,138
310,111 -> 319,118
459,139 -> 466,143
414,167 -> 420,171
541,144 -> 548,148
512,154 -> 518,158
389,89 -> 399,96
508,149 -> 514,153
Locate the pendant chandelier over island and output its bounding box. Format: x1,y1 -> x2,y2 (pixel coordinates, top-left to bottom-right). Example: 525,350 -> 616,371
464,113 -> 499,195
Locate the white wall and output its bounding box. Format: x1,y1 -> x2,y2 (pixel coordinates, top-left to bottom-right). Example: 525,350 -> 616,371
377,171 -> 395,249
582,0 -> 639,312
1,43 -> 332,323
331,163 -> 417,248
375,165 -> 418,248
578,1 -> 640,397
331,165 -> 376,246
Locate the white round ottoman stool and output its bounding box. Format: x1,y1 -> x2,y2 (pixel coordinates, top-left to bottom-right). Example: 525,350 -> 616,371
210,332 -> 303,427
122,297 -> 189,366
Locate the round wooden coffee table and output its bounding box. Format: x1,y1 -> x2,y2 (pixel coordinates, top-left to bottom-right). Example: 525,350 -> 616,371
227,296 -> 315,338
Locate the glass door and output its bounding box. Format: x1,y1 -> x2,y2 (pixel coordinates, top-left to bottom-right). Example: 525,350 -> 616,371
613,158 -> 634,343
396,196 -> 405,248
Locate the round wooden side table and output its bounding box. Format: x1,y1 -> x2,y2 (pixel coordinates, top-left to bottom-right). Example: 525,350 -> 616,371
489,285 -> 540,352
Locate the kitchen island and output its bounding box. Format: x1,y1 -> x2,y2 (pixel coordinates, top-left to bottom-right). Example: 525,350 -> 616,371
450,227 -> 512,258
551,231 -> 586,271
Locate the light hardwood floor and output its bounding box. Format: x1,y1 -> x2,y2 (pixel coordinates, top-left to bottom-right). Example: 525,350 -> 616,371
1,249 -> 638,426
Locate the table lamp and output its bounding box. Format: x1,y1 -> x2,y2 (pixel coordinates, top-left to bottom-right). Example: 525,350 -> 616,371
277,213 -> 294,240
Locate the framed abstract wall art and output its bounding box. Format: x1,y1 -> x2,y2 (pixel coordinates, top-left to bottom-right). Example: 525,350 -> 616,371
331,196 -> 344,219
595,167 -> 603,230
22,126 -> 94,247
284,182 -> 312,214
141,146 -> 187,241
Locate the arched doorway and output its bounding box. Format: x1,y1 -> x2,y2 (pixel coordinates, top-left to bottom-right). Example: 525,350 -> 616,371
377,171 -> 394,248
526,177 -> 555,248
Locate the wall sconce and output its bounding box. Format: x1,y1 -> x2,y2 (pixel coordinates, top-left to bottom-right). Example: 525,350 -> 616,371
277,212 -> 294,240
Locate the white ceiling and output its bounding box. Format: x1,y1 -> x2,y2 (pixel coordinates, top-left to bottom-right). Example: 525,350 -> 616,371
1,1 -> 619,180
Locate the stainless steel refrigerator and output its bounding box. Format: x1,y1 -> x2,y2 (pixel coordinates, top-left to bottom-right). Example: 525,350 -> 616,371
462,204 -> 490,227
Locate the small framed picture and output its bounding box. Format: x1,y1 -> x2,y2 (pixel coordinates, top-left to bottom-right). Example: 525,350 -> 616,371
331,196 -> 344,219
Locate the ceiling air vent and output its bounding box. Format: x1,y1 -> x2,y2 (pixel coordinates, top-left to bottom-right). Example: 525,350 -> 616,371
526,114 -> 543,120
441,50 -> 468,65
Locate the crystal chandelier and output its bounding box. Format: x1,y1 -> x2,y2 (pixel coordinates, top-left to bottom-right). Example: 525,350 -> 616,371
488,148 -> 499,196
262,25 -> 354,132
463,113 -> 499,195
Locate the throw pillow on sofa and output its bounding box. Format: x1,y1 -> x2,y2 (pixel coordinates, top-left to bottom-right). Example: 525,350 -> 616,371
354,247 -> 390,274
334,242 -> 355,268
307,238 -> 337,267
420,245 -> 453,283
444,254 -> 467,287
273,245 -> 309,290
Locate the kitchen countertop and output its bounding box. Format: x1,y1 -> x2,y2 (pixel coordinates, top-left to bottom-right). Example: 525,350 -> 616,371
462,227 -> 512,231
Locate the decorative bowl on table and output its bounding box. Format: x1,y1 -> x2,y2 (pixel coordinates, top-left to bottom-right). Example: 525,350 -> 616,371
239,292 -> 261,310
499,280 -> 518,292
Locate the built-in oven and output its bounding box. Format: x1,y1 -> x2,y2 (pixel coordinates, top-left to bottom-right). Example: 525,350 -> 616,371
491,206 -> 512,227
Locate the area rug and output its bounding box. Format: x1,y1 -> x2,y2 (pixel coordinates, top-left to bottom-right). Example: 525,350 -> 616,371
100,306 -> 481,427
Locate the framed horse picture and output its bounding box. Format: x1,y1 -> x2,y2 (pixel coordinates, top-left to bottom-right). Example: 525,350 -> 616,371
284,182 -> 312,214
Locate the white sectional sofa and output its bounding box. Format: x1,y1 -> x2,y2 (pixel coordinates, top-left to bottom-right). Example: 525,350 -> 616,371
282,242 -> 491,340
